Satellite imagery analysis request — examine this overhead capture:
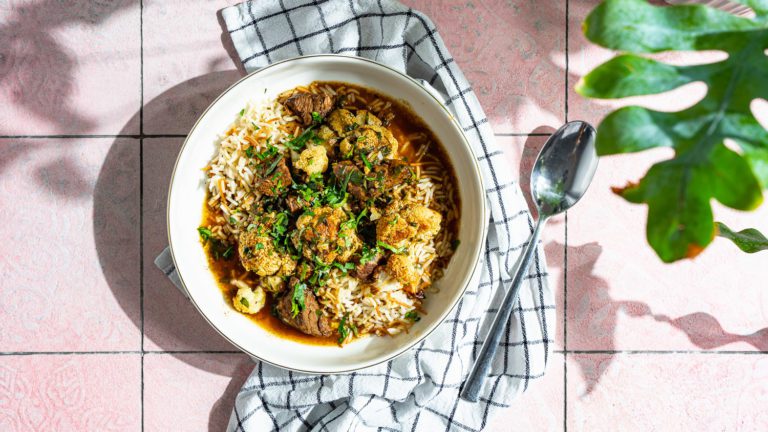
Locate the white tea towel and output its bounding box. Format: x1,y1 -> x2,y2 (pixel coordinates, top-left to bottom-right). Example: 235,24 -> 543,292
161,1 -> 554,430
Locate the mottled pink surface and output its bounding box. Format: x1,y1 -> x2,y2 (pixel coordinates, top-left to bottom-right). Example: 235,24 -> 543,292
0,355 -> 140,431
1,0 -> 766,430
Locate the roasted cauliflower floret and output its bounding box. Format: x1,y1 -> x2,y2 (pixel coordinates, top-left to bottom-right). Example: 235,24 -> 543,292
238,218 -> 295,276
376,204 -> 442,247
355,110 -> 382,127
404,205 -> 442,241
376,213 -> 417,248
261,276 -> 286,294
386,254 -> 420,291
294,145 -> 329,175
293,206 -> 362,264
327,109 -> 358,135
232,284 -> 266,314
339,125 -> 398,163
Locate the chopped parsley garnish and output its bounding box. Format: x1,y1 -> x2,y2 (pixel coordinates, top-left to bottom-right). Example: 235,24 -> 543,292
377,240 -> 406,255
405,310 -> 421,322
264,154 -> 284,176
361,152 -> 373,171
359,244 -> 379,264
332,262 -> 355,274
229,216 -> 237,225
255,243 -> 265,250
338,312 -> 357,344
290,282 -> 306,317
311,111 -> 322,124
239,108 -> 245,116
251,122 -> 260,130
197,227 -> 212,242
240,297 -> 250,308
245,146 -> 255,158
285,126 -> 316,152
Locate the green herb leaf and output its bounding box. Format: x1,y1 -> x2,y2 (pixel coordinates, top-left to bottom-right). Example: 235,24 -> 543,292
716,222 -> 768,253
338,313 -> 350,344
361,152 -> 373,171
404,310 -> 421,322
197,227 -> 212,242
264,154 -> 284,177
576,0 -> 768,262
290,282 -> 306,318
240,297 -> 250,308
251,122 -> 260,130
377,240 -> 406,255
239,108 -> 245,117
285,127 -> 316,152
246,223 -> 257,232
229,216 -> 237,225
311,111 -> 322,124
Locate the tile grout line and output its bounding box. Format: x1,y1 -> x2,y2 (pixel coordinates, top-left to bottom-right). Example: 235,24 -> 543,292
139,1 -> 145,431
563,0 -> 570,429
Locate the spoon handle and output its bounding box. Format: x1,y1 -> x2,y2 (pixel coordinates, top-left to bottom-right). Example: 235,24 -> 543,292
460,217 -> 547,402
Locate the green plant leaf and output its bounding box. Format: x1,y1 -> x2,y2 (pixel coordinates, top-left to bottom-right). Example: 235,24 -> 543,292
577,0 -> 768,261
716,222 -> 768,253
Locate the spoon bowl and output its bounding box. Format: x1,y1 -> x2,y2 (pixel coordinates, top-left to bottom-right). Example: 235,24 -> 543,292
532,121 -> 599,217
461,121 -> 598,402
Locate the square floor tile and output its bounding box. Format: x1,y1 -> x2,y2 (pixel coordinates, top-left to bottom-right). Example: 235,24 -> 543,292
0,354 -> 140,431
142,0 -> 243,134
143,353 -> 253,431
403,0 -> 566,134
565,149 -> 768,352
0,0 -> 140,135
567,353 -> 768,431
0,138 -> 140,351
489,353 -> 564,431
142,138 -> 237,351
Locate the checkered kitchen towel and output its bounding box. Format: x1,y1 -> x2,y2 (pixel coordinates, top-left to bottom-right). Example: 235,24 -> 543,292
175,1 -> 554,430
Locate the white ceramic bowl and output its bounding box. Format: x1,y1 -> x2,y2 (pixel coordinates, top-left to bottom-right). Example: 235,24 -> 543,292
167,55 -> 487,373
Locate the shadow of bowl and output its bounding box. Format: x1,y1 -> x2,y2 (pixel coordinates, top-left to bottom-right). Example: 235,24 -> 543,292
94,70 -> 250,374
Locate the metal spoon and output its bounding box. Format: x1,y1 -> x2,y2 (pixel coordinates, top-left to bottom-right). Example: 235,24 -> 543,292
460,121 -> 598,402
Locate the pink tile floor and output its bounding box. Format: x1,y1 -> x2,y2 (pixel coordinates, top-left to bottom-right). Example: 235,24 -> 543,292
0,0 -> 766,430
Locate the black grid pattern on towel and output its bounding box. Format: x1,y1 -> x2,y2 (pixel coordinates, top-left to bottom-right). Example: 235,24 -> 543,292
219,1 -> 555,431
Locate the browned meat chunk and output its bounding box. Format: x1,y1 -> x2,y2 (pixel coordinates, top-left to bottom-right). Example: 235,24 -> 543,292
274,280 -> 333,337
257,157 -> 292,196
283,92 -> 334,125
352,253 -> 383,281
285,195 -> 305,213
332,161 -> 366,200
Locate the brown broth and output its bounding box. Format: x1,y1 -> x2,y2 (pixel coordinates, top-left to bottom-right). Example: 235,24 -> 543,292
201,81 -> 461,345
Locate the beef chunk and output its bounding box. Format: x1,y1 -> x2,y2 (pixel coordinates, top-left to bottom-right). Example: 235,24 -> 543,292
285,195 -> 305,213
352,253 -> 383,281
332,161 -> 366,201
283,92 -> 335,125
274,280 -> 333,337
257,157 -> 292,196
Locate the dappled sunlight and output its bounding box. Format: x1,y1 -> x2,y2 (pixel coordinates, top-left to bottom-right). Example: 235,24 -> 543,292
751,98 -> 768,132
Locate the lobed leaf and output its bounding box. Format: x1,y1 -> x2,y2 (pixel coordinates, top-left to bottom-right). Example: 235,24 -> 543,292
580,0 -> 768,261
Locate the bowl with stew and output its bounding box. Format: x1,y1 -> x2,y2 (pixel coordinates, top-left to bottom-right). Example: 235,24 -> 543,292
167,55 -> 487,373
